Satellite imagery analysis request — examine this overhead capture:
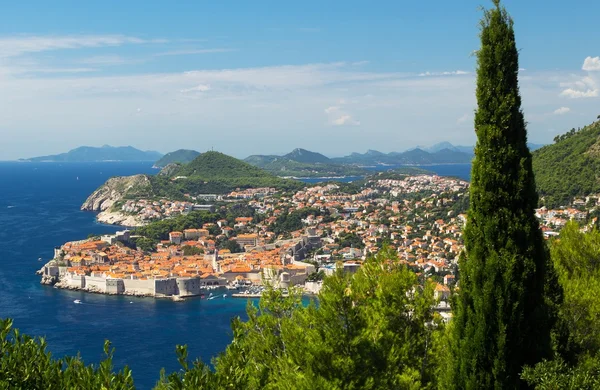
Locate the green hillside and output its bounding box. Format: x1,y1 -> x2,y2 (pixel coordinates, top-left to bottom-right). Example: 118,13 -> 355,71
283,148 -> 331,163
156,151 -> 302,195
153,149 -> 200,168
174,151 -> 277,179
332,148 -> 472,165
533,120 -> 600,207
244,149 -> 366,178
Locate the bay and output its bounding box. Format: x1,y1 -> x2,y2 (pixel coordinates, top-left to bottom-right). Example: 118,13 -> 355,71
0,162 -> 251,389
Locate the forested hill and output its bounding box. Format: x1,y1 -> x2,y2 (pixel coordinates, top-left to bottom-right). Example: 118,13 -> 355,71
151,151 -> 302,196
244,148 -> 365,178
153,149 -> 199,168
83,152 -> 302,207
172,151 -> 279,179
283,148 -> 331,163
533,119 -> 600,207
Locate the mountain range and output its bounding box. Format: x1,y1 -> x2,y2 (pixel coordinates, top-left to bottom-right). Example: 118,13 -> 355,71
21,145 -> 162,162
244,148 -> 365,178
331,147 -> 473,166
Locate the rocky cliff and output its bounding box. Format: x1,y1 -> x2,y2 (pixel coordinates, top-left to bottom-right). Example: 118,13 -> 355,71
81,174 -> 152,211
157,163 -> 181,177
96,211 -> 145,227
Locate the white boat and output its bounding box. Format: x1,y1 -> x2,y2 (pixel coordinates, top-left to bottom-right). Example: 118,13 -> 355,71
73,299 -> 82,304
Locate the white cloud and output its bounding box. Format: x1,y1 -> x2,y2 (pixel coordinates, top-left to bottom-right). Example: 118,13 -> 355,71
1,59 -> 598,160
583,56 -> 600,71
21,67 -> 98,74
78,55 -> 131,66
180,84 -> 211,93
553,106 -> 571,115
154,48 -> 235,57
560,88 -> 598,98
324,105 -> 359,126
419,70 -> 469,77
0,35 -> 165,58
560,73 -> 598,98
332,115 -> 360,126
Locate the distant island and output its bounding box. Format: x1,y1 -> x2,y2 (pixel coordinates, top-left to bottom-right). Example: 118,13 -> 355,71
20,145 -> 163,162
331,147 -> 473,166
330,141 -> 543,166
244,148 -> 366,178
153,149 -> 200,168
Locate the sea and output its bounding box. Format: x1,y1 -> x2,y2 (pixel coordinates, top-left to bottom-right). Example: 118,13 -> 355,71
364,164 -> 472,181
0,161 -> 471,389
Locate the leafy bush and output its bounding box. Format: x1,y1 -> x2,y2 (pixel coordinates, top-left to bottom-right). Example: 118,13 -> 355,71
0,319 -> 134,389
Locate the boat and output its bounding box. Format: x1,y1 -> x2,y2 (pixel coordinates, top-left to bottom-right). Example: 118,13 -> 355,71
73,299 -> 82,304
38,257 -> 42,261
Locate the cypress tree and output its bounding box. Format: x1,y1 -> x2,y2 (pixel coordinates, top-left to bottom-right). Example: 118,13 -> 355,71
447,1 -> 556,388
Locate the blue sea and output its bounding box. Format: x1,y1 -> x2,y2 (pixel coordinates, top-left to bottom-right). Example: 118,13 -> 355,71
0,162 -> 254,389
364,164 -> 472,181
0,161 -> 471,389
301,164 -> 472,184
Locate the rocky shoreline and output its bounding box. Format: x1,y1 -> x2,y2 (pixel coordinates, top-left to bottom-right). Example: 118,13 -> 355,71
80,174 -> 152,227
96,210 -> 145,227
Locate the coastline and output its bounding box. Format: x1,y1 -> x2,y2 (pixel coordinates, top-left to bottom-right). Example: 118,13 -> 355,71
94,210 -> 146,227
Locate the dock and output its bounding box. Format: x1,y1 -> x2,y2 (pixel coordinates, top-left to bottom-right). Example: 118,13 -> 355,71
232,293 -> 263,298
231,293 -> 289,298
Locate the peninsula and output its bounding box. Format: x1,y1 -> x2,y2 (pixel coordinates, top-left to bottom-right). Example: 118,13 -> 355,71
80,151 -> 302,226
40,172 -> 473,301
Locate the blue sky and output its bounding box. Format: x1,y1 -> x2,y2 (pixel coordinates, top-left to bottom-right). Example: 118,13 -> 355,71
0,0 -> 599,159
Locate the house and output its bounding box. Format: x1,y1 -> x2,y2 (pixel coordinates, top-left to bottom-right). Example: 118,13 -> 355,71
443,274 -> 455,285
434,283 -> 451,300
234,234 -> 258,247
169,232 -> 183,245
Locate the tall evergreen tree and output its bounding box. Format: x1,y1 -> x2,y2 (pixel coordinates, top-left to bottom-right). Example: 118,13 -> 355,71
446,1 -> 557,388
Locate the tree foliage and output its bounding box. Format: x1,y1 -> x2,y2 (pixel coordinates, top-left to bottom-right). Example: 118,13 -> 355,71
156,247 -> 441,389
533,121 -> 600,208
336,232 -> 365,249
521,355 -> 600,390
271,207 -> 329,235
134,211 -> 219,241
0,319 -> 134,389
218,239 -> 242,254
550,222 -> 600,357
445,2 -> 559,388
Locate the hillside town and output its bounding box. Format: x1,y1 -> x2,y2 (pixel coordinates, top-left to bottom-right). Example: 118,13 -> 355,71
40,174 -> 598,304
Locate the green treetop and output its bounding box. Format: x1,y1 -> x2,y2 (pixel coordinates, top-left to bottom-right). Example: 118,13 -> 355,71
445,1 -> 559,388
